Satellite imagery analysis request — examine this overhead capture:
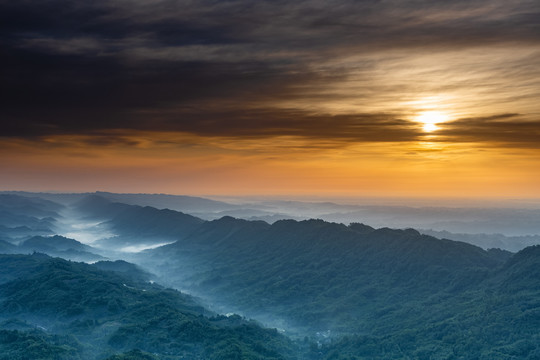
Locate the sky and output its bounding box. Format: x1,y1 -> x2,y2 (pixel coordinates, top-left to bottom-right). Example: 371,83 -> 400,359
1,0 -> 540,199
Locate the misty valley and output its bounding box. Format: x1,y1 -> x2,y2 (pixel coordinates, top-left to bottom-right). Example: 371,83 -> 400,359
1,192 -> 540,359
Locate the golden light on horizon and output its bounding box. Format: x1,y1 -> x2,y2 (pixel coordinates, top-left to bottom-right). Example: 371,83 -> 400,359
2,133 -> 540,199
416,111 -> 449,132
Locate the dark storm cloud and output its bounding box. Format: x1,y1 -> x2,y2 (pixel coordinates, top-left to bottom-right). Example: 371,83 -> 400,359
143,109 -> 419,142
439,114 -> 540,148
1,0 -> 539,144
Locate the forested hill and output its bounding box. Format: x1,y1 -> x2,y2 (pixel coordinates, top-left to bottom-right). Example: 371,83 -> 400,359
0,254 -> 297,360
2,192 -> 540,358
314,246 -> 540,359
147,217 -> 509,330
141,217 -> 540,358
1,235 -> 104,263
0,194 -> 62,240
74,195 -> 204,247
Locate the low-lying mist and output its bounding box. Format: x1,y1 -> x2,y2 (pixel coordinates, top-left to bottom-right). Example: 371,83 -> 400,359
3,191 -> 540,358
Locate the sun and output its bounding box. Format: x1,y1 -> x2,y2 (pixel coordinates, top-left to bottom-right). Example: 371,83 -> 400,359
416,111 -> 448,132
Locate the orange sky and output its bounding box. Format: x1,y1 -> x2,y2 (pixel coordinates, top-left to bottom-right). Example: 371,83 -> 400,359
1,1 -> 540,199
3,132 -> 540,199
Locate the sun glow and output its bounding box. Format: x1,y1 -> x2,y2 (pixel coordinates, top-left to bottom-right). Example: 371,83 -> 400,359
416,111 -> 449,132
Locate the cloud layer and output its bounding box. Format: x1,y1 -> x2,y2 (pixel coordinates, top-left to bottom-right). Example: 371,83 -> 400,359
1,0 -> 540,148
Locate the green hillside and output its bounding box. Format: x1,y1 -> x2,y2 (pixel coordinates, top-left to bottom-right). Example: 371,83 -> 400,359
0,254 -> 297,360
142,218 -> 540,358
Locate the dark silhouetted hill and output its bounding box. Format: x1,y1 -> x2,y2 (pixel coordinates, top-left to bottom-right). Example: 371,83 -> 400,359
0,194 -> 63,219
0,194 -> 63,241
93,260 -> 153,282
16,235 -> 104,262
20,235 -> 93,253
75,195 -> 204,247
421,228 -> 540,252
0,239 -> 16,254
94,191 -> 236,213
